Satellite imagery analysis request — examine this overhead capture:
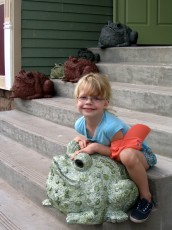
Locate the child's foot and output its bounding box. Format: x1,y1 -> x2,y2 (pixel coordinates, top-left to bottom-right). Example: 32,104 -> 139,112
130,198 -> 153,223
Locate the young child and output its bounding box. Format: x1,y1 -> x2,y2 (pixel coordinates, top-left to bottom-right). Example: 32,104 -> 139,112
72,72 -> 157,223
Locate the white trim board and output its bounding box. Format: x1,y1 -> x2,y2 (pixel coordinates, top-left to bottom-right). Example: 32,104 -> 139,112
1,0 -> 21,90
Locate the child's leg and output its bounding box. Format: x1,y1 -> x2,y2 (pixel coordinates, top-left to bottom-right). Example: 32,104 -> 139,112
119,148 -> 151,201
119,148 -> 154,223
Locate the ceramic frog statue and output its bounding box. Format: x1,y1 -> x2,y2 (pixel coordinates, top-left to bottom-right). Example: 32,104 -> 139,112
43,140 -> 138,224
98,21 -> 138,48
11,70 -> 54,99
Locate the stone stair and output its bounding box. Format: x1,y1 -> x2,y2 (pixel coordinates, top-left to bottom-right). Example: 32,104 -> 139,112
0,46 -> 172,230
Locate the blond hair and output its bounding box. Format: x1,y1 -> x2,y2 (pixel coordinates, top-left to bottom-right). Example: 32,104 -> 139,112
74,73 -> 111,100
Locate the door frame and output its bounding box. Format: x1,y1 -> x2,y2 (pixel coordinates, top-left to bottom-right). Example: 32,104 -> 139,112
0,0 -> 21,90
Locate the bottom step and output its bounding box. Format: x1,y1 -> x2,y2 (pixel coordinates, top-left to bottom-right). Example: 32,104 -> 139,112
0,178 -> 161,230
0,179 -> 68,230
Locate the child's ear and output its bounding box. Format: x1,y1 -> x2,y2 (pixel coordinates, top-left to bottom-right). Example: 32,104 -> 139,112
104,100 -> 109,108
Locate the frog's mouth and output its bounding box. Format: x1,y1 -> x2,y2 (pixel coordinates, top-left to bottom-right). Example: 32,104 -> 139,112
54,161 -> 80,187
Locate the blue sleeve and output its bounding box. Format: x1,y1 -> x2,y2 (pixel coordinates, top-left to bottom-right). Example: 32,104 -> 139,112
104,113 -> 130,140
106,121 -> 127,140
74,116 -> 85,135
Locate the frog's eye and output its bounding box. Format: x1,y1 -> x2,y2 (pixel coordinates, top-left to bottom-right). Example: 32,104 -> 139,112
75,159 -> 84,168
74,153 -> 92,171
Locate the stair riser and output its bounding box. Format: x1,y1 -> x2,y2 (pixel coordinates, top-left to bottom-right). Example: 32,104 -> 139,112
53,81 -> 172,117
90,47 -> 172,64
0,161 -> 46,206
0,113 -> 171,159
111,89 -> 172,117
0,160 -> 68,227
0,121 -> 67,159
15,99 -> 80,129
97,64 -> 172,87
54,80 -> 75,98
146,131 -> 172,158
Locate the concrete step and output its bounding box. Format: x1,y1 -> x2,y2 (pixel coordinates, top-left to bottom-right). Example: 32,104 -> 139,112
14,97 -> 172,158
53,80 -> 172,117
110,82 -> 172,117
0,135 -> 76,230
0,109 -> 78,158
0,178 -> 66,230
0,134 -> 50,202
90,46 -> 172,64
97,62 -> 172,87
0,133 -> 172,230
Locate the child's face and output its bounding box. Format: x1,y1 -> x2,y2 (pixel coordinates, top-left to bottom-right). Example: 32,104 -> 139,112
76,91 -> 109,118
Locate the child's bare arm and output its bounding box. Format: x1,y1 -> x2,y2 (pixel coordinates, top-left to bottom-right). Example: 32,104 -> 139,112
111,130 -> 124,142
71,142 -> 111,160
71,130 -> 124,159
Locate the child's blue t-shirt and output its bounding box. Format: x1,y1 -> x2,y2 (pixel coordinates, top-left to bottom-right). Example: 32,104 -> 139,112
74,111 -> 130,146
74,110 -> 150,151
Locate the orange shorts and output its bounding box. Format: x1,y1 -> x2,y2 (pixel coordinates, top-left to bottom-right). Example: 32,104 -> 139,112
110,124 -> 151,161
110,137 -> 142,161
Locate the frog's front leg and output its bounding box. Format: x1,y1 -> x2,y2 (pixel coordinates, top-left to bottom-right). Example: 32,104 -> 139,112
105,210 -> 128,223
66,210 -> 103,224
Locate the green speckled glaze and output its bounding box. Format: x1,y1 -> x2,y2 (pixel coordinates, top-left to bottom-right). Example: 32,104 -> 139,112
43,141 -> 138,224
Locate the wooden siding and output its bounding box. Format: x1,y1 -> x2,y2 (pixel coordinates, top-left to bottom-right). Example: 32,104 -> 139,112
21,0 -> 113,75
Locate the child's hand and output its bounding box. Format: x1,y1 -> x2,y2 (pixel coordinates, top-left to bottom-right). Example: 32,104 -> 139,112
71,143 -> 97,160
74,136 -> 89,149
